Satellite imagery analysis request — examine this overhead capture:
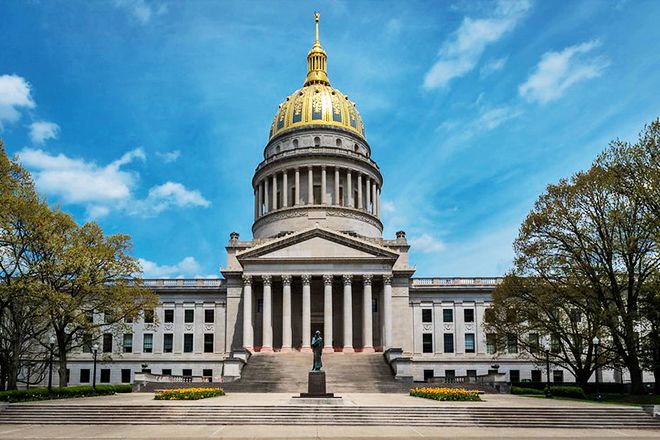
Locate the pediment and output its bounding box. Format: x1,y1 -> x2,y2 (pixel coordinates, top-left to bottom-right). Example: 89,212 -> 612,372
236,227 -> 399,263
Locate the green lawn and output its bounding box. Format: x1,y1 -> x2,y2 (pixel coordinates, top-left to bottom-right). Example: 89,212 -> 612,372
523,393 -> 660,406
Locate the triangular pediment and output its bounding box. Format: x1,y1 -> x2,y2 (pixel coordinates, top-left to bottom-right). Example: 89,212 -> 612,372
236,227 -> 399,263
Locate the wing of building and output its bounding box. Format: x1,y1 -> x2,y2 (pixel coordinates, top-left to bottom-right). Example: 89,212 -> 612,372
63,14 -> 642,389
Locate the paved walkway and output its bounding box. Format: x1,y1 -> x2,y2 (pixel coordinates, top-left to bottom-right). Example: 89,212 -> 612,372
9,392 -> 635,408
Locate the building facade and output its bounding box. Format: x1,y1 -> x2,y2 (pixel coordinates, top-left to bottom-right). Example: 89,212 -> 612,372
60,15 -> 641,388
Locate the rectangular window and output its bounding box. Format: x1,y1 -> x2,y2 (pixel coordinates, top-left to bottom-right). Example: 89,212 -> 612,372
529,333 -> 539,354
100,369 -> 111,383
464,309 -> 475,323
164,309 -> 174,323
80,369 -> 90,383
466,369 -> 477,379
184,334 -> 194,353
184,309 -> 194,323
510,370 -> 520,383
486,333 -> 497,354
422,309 -> 432,323
422,333 -> 433,353
531,370 -> 542,382
121,369 -> 131,383
553,370 -> 564,383
423,369 -> 434,382
551,335 -> 561,354
443,333 -> 454,353
313,185 -> 321,204
102,333 -> 113,353
203,369 -> 213,378
338,187 -> 344,206
122,333 -> 133,353
143,333 -> 153,353
204,334 -> 214,353
204,309 -> 214,323
162,369 -> 172,376
144,309 -> 154,323
182,369 -> 192,377
443,309 -> 453,323
507,334 -> 518,353
163,333 -> 173,353
445,370 -> 455,379
465,333 -> 475,353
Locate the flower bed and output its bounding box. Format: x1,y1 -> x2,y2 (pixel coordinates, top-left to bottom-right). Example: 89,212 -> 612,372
410,387 -> 481,401
0,385 -> 132,403
154,387 -> 225,400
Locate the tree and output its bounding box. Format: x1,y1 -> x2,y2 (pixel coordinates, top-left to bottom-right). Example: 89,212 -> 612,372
510,121 -> 659,394
486,274 -> 614,388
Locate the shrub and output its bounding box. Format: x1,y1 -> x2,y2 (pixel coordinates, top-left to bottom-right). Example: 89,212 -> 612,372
0,384 -> 132,403
410,387 -> 480,401
154,387 -> 225,400
550,385 -> 586,399
512,386 -> 544,395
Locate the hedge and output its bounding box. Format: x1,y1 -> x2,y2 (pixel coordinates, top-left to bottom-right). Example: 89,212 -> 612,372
410,387 -> 480,401
0,385 -> 132,403
154,387 -> 225,400
511,386 -> 544,395
550,385 -> 587,399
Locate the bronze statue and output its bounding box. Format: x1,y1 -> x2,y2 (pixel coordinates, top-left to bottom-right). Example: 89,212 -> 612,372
311,330 -> 323,371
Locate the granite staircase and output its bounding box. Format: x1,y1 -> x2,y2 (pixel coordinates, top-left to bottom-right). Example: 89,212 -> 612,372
0,404 -> 658,428
222,352 -> 410,393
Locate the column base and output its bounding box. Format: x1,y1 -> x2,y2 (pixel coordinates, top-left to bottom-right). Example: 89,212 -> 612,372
260,346 -> 273,353
362,346 -> 375,353
322,346 -> 334,353
279,346 -> 292,353
343,346 -> 355,353
301,346 -> 313,353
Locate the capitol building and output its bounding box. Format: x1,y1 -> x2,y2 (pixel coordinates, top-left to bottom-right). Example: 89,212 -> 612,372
65,15 -> 595,388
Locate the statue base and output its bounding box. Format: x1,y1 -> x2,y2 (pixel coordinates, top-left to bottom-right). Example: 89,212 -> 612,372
294,371 -> 338,398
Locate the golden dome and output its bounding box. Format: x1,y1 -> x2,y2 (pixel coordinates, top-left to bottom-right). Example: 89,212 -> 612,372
269,13 -> 366,141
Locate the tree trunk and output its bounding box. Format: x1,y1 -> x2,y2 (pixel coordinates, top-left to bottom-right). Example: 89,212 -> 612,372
574,369 -> 592,390
6,349 -> 21,390
654,365 -> 660,395
628,362 -> 645,394
57,346 -> 68,388
0,364 -> 6,391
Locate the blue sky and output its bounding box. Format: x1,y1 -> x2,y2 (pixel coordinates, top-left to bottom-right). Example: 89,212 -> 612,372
1,0 -> 659,278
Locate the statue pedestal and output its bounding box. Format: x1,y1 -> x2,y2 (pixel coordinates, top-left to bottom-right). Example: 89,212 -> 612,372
296,371 -> 335,398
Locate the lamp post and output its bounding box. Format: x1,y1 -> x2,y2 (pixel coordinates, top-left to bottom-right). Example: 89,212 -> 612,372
48,335 -> 56,397
592,336 -> 602,401
544,348 -> 552,398
92,343 -> 99,392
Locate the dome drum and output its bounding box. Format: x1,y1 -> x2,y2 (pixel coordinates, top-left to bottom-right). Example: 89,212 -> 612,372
265,127 -> 371,160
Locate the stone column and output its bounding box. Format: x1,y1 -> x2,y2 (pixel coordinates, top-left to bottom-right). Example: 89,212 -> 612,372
383,274 -> 393,350
323,274 -> 334,353
366,177 -> 371,214
295,168 -> 300,206
283,170 -> 288,208
321,166 -> 327,204
261,275 -> 273,352
362,275 -> 374,352
307,167 -> 313,204
254,188 -> 258,220
273,174 -> 278,210
372,182 -> 377,216
376,186 -> 381,217
334,167 -> 340,205
258,182 -> 263,216
242,275 -> 253,350
264,177 -> 270,213
357,174 -> 363,209
281,275 -> 292,352
301,274 -> 312,352
342,274 -> 354,353
347,170 -> 352,208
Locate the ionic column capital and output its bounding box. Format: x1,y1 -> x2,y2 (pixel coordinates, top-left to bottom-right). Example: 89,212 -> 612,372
342,274 -> 353,285
323,274 -> 334,286
242,274 -> 252,286
363,274 -> 372,286
383,274 -> 393,285
262,275 -> 272,286
282,275 -> 292,286
301,274 -> 312,285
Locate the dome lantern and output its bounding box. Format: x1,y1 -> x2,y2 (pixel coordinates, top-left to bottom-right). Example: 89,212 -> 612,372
304,12 -> 329,86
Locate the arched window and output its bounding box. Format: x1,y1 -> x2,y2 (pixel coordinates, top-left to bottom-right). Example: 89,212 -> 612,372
314,136 -> 321,147
292,139 -> 299,148
275,145 -> 281,154
354,144 -> 359,153
336,138 -> 342,147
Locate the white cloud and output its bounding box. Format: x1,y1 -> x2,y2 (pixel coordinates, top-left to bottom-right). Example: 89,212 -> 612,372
114,0 -> 168,24
476,106 -> 521,130
156,150 -> 180,163
409,234 -> 447,253
381,200 -> 397,214
480,56 -> 508,77
130,181 -> 210,216
519,40 -> 609,104
423,0 -> 530,89
29,121 -> 60,144
138,256 -> 203,278
0,74 -> 35,128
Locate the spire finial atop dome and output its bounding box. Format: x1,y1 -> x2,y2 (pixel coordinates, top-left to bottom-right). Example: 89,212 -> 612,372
305,12 -> 329,86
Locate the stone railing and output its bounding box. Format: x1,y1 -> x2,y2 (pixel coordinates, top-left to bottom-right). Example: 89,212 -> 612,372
411,277 -> 502,287
142,279 -> 223,289
256,146 -> 380,172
